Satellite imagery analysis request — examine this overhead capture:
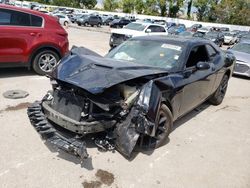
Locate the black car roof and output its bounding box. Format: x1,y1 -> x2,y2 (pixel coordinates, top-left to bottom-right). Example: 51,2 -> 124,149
131,35 -> 210,46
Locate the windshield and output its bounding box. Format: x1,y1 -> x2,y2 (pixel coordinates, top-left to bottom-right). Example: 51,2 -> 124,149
106,40 -> 183,70
232,43 -> 250,53
124,23 -> 146,31
224,32 -> 233,36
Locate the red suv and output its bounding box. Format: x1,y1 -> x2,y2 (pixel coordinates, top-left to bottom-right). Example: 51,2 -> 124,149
0,5 -> 69,75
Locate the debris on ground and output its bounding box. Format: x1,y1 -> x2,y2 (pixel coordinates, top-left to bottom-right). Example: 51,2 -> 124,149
3,90 -> 29,99
0,102 -> 32,113
82,180 -> 102,188
95,169 -> 115,186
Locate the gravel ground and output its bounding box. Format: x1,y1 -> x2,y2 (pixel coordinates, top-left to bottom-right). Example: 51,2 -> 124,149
0,27 -> 249,188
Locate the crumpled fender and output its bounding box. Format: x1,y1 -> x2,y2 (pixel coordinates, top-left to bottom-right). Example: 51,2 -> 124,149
114,80 -> 163,157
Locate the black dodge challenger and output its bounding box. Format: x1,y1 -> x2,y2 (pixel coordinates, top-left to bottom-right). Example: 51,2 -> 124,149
28,36 -> 235,160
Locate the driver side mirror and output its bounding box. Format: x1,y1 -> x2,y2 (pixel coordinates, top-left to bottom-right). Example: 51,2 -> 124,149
146,29 -> 151,33
196,61 -> 210,70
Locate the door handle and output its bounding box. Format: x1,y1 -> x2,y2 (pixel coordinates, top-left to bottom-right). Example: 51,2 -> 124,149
30,32 -> 36,36
30,32 -> 41,37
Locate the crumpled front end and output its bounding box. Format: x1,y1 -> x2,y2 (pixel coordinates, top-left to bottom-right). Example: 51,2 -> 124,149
27,47 -> 170,161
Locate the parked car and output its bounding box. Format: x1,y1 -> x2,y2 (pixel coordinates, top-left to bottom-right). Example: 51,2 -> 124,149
188,24 -> 202,32
0,5 -> 69,75
53,13 -> 71,26
166,22 -> 176,29
238,31 -> 250,38
102,16 -> 114,25
223,32 -> 239,45
220,27 -> 230,32
168,24 -> 186,35
110,22 -> 168,47
28,36 -> 235,160
204,31 -> 225,47
70,13 -> 83,23
76,15 -> 102,27
193,32 -> 205,38
177,31 -> 194,37
110,18 -> 130,28
197,27 -> 210,34
239,33 -> 250,42
228,41 -> 250,77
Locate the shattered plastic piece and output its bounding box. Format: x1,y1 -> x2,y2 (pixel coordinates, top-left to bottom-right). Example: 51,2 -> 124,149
3,90 -> 29,99
94,138 -> 115,151
114,107 -> 140,157
27,101 -> 89,161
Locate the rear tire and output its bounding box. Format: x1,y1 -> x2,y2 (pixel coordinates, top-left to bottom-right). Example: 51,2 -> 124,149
32,50 -> 59,75
209,74 -> 229,105
97,23 -> 101,27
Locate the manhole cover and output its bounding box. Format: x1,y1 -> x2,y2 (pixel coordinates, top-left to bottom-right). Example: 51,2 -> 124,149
3,90 -> 29,99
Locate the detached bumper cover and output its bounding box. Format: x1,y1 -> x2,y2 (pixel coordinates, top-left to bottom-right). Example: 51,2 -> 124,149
27,101 -> 89,161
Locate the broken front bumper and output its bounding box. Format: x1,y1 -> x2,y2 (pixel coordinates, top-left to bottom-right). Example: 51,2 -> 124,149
27,101 -> 89,160
42,101 -> 115,134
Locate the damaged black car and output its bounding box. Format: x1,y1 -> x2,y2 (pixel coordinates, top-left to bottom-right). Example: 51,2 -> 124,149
27,36 -> 235,160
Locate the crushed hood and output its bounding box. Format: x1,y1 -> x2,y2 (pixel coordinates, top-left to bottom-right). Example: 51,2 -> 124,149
52,47 -> 168,94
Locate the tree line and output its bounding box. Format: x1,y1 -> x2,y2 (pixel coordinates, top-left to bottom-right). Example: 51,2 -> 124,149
29,0 -> 250,26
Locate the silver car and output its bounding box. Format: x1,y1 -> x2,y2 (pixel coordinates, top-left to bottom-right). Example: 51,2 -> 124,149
228,40 -> 250,77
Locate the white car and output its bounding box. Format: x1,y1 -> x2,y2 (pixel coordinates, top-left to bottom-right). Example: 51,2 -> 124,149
224,32 -> 239,45
53,14 -> 71,26
110,22 -> 168,47
197,27 -> 211,34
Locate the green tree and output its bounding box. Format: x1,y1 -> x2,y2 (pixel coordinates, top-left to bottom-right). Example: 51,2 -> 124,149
168,0 -> 183,18
103,0 -> 119,11
158,0 -> 166,16
135,0 -> 145,14
120,0 -> 135,13
80,0 -> 97,9
187,0 -> 192,18
214,0 -> 250,26
144,0 -> 158,15
193,0 -> 210,21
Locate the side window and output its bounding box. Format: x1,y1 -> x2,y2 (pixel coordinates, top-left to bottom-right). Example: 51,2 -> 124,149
206,45 -> 217,58
31,15 -> 43,27
0,9 -> 11,25
157,26 -> 166,32
11,10 -> 30,26
148,25 -> 157,32
148,25 -> 165,32
186,45 -> 209,68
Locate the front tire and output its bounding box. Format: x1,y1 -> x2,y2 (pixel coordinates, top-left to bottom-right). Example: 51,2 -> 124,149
32,50 -> 59,75
209,74 -> 229,105
64,21 -> 68,26
141,104 -> 173,149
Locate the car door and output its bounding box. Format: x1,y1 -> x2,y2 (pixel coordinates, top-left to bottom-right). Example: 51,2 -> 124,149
178,44 -> 217,116
0,8 -> 31,64
0,8 -> 44,64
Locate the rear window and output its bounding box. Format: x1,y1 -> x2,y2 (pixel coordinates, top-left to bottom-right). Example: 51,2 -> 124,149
31,15 -> 43,27
9,10 -> 30,26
